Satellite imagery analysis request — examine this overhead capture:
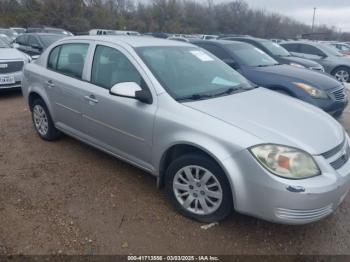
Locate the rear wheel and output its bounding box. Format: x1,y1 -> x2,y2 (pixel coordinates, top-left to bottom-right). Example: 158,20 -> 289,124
31,99 -> 61,141
333,67 -> 350,83
165,154 -> 233,223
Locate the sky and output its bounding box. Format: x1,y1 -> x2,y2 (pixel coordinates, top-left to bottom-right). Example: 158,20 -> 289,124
197,0 -> 350,32
139,0 -> 350,32
216,0 -> 350,32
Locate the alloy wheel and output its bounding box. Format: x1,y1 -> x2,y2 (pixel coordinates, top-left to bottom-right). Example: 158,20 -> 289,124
33,105 -> 49,136
335,69 -> 350,82
173,165 -> 223,215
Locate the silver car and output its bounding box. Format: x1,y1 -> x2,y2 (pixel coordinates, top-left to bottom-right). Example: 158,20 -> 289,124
21,36 -> 350,224
0,38 -> 30,91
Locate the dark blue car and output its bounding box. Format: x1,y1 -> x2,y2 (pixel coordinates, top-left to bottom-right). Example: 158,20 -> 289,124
191,40 -> 348,118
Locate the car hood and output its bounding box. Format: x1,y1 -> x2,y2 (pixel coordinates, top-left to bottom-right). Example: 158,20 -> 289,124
0,48 -> 27,61
184,88 -> 344,155
242,64 -> 340,90
280,55 -> 322,68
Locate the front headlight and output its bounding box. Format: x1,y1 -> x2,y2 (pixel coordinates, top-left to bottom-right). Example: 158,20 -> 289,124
293,82 -> 329,99
290,62 -> 305,69
250,144 -> 321,179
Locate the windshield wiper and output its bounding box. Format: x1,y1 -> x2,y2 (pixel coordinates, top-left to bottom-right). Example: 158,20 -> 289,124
176,87 -> 240,102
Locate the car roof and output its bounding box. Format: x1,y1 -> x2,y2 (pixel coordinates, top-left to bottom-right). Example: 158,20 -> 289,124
59,35 -> 193,47
191,39 -> 253,48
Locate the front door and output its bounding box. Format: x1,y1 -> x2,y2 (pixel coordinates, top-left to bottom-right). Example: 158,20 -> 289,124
81,44 -> 157,170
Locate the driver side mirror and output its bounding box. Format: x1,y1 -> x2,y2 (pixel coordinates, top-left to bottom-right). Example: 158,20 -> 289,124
110,82 -> 153,104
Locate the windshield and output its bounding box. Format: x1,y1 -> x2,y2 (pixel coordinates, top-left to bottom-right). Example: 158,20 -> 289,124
136,46 -> 253,101
0,38 -> 10,48
39,35 -> 65,48
260,41 -> 290,57
0,29 -> 16,38
225,44 -> 279,67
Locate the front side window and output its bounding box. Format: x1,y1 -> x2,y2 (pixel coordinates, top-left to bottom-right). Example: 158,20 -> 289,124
281,43 -> 299,53
137,46 -> 253,101
91,45 -> 142,89
53,43 -> 89,79
28,36 -> 40,47
225,43 -> 278,67
197,44 -> 229,60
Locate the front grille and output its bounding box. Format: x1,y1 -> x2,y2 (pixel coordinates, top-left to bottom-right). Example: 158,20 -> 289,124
0,61 -> 24,74
330,86 -> 346,101
330,143 -> 350,169
275,205 -> 333,222
321,139 -> 346,159
321,137 -> 350,170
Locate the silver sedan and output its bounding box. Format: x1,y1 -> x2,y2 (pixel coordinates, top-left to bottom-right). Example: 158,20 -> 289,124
21,36 -> 350,224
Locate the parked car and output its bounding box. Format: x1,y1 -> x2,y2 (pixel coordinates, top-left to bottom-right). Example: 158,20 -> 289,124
10,27 -> 26,35
201,35 -> 219,40
0,28 -> 18,41
22,36 -> 350,225
281,41 -> 350,82
26,27 -> 73,36
329,42 -> 350,56
192,40 -> 347,118
14,33 -> 66,57
89,29 -> 141,36
0,38 -> 30,91
222,37 -> 324,72
167,36 -> 190,42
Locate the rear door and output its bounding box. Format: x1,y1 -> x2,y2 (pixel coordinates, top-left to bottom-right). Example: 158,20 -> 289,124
45,42 -> 92,136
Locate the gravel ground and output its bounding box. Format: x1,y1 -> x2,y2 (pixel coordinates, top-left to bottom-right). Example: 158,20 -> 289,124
0,91 -> 350,255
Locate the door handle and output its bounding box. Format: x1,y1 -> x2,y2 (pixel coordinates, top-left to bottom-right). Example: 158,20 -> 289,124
46,80 -> 55,88
84,95 -> 99,104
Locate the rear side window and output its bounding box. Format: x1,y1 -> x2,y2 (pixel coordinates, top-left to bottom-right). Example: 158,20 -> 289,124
299,44 -> 324,56
91,45 -> 142,89
50,43 -> 89,79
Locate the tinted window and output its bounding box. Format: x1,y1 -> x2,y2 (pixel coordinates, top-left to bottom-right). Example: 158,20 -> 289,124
91,45 -> 142,89
28,35 -> 40,47
225,43 -> 278,67
300,44 -> 324,56
48,46 -> 61,70
56,43 -> 89,79
137,46 -> 253,100
39,35 -> 65,48
281,43 -> 299,52
16,35 -> 27,45
197,44 -> 229,60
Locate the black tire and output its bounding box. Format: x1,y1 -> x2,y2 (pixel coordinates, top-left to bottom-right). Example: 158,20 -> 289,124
31,99 -> 61,141
165,154 -> 233,223
332,66 -> 350,83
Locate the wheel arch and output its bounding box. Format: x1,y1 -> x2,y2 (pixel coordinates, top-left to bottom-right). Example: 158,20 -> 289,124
27,88 -> 55,120
331,65 -> 350,75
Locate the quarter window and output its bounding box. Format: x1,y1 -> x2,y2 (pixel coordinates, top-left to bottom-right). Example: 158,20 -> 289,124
91,45 -> 142,89
54,43 -> 89,79
48,46 -> 60,70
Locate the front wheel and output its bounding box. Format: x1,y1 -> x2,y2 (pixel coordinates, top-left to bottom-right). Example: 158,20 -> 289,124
165,154 -> 233,223
333,67 -> 350,83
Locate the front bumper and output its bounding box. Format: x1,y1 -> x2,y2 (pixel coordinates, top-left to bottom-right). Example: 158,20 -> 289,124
0,71 -> 22,91
223,143 -> 350,225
